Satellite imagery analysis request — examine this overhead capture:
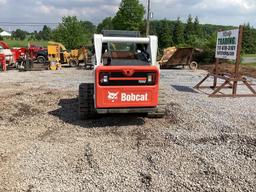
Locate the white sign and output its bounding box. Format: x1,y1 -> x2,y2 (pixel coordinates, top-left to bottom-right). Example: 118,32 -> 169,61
215,29 -> 239,60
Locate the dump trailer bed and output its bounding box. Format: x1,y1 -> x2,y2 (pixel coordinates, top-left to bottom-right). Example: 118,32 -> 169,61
159,47 -> 201,70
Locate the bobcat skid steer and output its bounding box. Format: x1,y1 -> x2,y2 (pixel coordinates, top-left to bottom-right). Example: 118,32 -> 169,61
78,31 -> 166,119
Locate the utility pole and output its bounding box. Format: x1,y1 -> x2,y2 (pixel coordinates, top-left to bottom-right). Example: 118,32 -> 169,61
146,0 -> 151,36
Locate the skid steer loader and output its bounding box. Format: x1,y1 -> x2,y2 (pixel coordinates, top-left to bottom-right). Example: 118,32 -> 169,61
78,31 -> 166,119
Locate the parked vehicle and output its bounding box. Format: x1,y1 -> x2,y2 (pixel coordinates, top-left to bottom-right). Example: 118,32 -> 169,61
27,43 -> 48,63
159,47 -> 202,70
0,41 -> 15,66
47,41 -> 89,67
78,30 -> 166,119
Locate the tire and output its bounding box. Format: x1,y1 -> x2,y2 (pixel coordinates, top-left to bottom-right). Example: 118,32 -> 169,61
37,56 -> 46,64
147,88 -> 166,118
189,61 -> 198,70
79,83 -> 97,120
84,58 -> 88,66
24,59 -> 33,71
17,60 -> 24,71
85,64 -> 93,70
69,59 -> 78,67
85,65 -> 90,70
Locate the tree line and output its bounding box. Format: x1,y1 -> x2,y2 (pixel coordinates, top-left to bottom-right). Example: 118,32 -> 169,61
0,0 -> 255,56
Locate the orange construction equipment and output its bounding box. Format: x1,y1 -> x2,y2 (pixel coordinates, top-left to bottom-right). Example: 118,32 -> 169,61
78,30 -> 165,119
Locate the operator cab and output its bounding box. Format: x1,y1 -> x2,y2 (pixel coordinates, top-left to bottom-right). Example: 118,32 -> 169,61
101,30 -> 151,66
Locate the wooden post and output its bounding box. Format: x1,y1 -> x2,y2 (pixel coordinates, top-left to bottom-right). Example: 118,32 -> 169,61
213,29 -> 221,89
213,58 -> 219,88
232,25 -> 243,95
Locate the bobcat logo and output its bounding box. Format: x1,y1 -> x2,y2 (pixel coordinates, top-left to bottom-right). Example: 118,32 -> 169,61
108,91 -> 119,102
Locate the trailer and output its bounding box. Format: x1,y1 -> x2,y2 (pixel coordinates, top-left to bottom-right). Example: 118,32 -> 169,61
159,47 -> 202,70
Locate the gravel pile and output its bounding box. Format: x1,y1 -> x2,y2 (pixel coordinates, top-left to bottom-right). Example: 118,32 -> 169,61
0,68 -> 255,192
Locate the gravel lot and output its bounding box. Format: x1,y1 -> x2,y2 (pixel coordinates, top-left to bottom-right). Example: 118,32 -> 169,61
0,68 -> 256,192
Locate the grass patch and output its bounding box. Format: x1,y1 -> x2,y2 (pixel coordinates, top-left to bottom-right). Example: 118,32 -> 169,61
242,54 -> 256,58
2,38 -> 48,48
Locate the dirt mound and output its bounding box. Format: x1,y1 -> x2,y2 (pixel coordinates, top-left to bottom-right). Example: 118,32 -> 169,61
200,63 -> 256,78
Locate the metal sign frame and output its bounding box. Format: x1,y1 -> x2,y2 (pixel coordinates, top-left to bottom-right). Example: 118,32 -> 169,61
194,25 -> 256,97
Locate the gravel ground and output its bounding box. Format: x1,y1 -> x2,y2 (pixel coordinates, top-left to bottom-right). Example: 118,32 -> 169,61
0,68 -> 256,192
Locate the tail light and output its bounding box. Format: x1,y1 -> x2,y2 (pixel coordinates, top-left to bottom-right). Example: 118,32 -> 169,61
147,73 -> 156,84
100,73 -> 109,84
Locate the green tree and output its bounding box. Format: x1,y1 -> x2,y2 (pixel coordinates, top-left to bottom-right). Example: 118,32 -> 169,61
81,21 -> 96,34
80,20 -> 96,44
184,14 -> 194,42
242,23 -> 256,54
33,30 -> 41,40
184,15 -> 206,46
159,19 -> 173,48
97,17 -> 114,33
112,0 -> 145,31
40,25 -> 52,41
12,29 -> 27,40
173,17 -> 184,45
53,16 -> 86,49
194,16 -> 202,37
32,26 -> 52,41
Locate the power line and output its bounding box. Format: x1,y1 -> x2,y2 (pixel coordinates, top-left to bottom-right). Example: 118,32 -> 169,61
0,22 -> 58,26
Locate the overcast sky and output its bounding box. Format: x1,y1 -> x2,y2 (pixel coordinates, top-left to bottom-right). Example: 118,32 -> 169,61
0,0 -> 255,31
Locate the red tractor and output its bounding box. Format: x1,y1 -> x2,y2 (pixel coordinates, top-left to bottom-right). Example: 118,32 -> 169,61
78,31 -> 166,119
14,44 -> 48,70
27,44 -> 48,63
0,41 -> 48,70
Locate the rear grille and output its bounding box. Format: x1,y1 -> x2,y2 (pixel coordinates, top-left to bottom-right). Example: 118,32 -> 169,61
110,72 -> 147,78
99,71 -> 156,86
